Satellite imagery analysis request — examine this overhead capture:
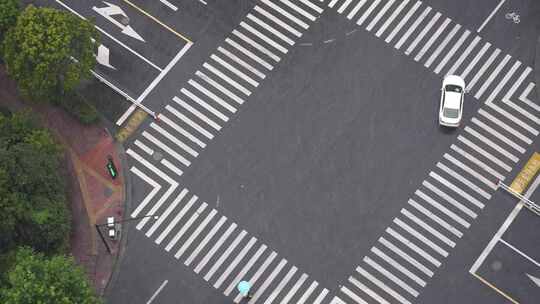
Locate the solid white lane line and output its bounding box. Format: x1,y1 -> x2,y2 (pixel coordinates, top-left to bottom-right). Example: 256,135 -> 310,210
478,109 -> 531,145
189,78 -> 238,112
142,131 -> 191,166
396,6 -> 431,50
472,118 -> 525,153
405,12 -> 441,55
159,114 -> 206,148
146,189 -> 189,237
263,266 -> 297,304
485,60 -> 520,103
475,54 -> 512,99
366,0 -> 395,32
347,0 -> 368,20
348,276 -> 390,304
460,42 -> 491,80
240,21 -> 288,54
504,66 -> 531,101
154,194 -> 197,244
129,165 -> 161,216
166,104 -> 214,139
429,171 -> 485,209
357,0 -> 383,26
400,209 -> 456,248
297,0 -> 324,13
356,266 -> 411,304
467,48 -> 500,91
185,216 -> 227,266
175,209 -> 217,259
364,256 -> 419,297
261,0 -> 309,29
386,227 -> 442,267
414,17 -> 451,62
371,247 -> 426,287
279,0 -> 317,21
408,199 -> 463,237
477,0 -> 506,32
385,1 -> 421,43
297,281 -> 318,304
502,98 -> 540,124
161,159 -> 183,177
225,38 -> 274,71
151,123 -> 198,157
196,69 -> 246,105
247,259 -> 287,304
182,83 -> 232,122
224,244 -> 267,296
233,251 -> 277,303
134,139 -> 154,155
519,82 -> 540,111
443,153 -> 498,190
457,135 -> 511,172
195,223 -> 237,273
165,203 -> 208,252
379,237 -> 434,276
417,186 -> 474,224
465,126 -> 518,163
376,0 -> 409,38
338,0 -> 354,14
280,273 -> 308,304
447,35 -> 481,75
204,62 -> 252,96
313,289 -> 329,304
450,144 -> 505,181
500,238 -> 540,267
424,23 -> 461,68
247,14 -> 295,45
146,280 -> 168,304
214,236 -> 257,288
233,29 -> 281,62
435,29 -> 470,74
341,286 -> 369,304
254,6 -> 302,37
211,54 -> 260,87
485,102 -> 539,135
204,230 -> 247,281
436,161 -> 491,200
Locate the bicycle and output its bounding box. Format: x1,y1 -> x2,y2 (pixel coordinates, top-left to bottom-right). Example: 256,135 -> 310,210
505,12 -> 520,24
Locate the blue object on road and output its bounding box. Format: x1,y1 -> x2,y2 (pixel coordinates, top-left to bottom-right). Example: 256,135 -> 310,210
237,281 -> 251,296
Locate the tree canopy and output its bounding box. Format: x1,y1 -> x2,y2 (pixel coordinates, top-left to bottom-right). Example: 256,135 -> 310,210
0,247 -> 100,304
0,111 -> 69,255
0,0 -> 19,42
2,5 -> 97,102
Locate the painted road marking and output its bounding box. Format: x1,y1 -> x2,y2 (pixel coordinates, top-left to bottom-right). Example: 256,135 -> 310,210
225,38 -> 274,71
159,0 -> 178,11
499,238 -> 540,267
408,199 -> 463,237
364,256 -> 419,297
313,288 -> 329,304
400,209 -> 456,248
161,158 -> 183,177
174,209 -> 217,259
233,251 -> 278,302
263,266 -> 297,304
347,0 -> 368,20
356,266 -> 411,304
195,223 -> 237,274
155,194 -> 198,244
371,247 -> 427,287
387,226 -> 442,267
246,259 -> 287,304
182,87 -> 229,121
461,41 -> 491,80
417,185 -> 474,225
394,216 -> 451,256
485,102 -> 539,135
366,0 -> 395,32
519,83 -> 540,112
185,216 -> 228,266
196,69 -> 246,105
379,237 -> 434,276
450,143 -> 505,181
429,171 -> 485,209
167,103 -> 214,138
405,12 -> 440,55
414,17 -> 450,62
503,98 -> 540,124
376,0 -> 409,38
261,0 -> 309,29
279,0 -> 317,21
349,275 -> 390,304
357,0 -> 383,26
395,6 -> 431,49
213,236 -> 257,288
145,188 -> 188,237
224,244 -> 267,295
146,280 -> 168,304
385,1 -> 421,43
159,113 -> 206,148
134,139 -> 154,155
142,131 -> 191,166
485,60 -> 520,103
175,94 -> 223,129
475,54 -> 511,99
465,126 -> 518,163
204,61 -> 253,95
189,78 -> 238,112
93,1 -> 145,42
217,47 -> 266,79
337,0 -> 354,14
240,22 -> 288,54
471,118 -> 525,154
436,161 -> 491,200
130,166 -> 161,215
247,13 -> 295,45
281,273 -> 308,304
477,0 -> 506,32
296,281 -> 318,304
297,0 -> 324,14
457,135 -> 511,172
254,6 -> 302,37
151,123 -> 199,157
443,153 -> 498,190
211,54 -> 260,87
467,48 -> 500,91
341,286 -> 369,304
435,29 -> 470,74
424,23 -> 461,68
447,35 -> 481,76
165,203 -> 208,252
478,109 -> 531,145
504,67 -> 531,102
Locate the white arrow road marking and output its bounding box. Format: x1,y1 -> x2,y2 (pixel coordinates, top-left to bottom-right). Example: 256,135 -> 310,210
93,1 -> 145,42
526,273 -> 540,288
96,44 -> 116,69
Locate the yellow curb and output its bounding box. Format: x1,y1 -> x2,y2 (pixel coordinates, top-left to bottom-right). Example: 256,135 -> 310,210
115,109 -> 148,143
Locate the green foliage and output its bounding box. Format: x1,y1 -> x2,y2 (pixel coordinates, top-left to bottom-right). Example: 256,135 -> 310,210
2,5 -> 97,102
0,0 -> 19,43
0,247 -> 100,304
58,91 -> 100,125
0,111 -> 69,255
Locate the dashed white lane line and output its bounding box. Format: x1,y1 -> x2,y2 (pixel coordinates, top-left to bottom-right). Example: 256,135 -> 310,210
159,0 -> 178,11
146,280 -> 168,304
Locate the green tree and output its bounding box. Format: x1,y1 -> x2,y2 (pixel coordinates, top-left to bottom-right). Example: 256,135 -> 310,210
0,0 -> 19,43
2,5 -> 97,102
0,247 -> 100,304
0,111 -> 69,255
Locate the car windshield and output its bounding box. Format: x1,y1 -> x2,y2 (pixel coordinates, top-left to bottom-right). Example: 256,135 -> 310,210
443,107 -> 459,119
445,84 -> 462,93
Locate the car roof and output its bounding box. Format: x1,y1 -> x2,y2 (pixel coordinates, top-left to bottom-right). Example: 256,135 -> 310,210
444,91 -> 462,109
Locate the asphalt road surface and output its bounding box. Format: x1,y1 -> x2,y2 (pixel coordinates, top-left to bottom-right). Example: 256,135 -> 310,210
88,0 -> 540,303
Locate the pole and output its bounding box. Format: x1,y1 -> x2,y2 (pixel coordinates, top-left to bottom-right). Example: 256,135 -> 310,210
95,224 -> 112,254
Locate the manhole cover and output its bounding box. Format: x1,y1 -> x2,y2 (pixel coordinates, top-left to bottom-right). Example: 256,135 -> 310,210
103,187 -> 113,198
491,260 -> 503,271
153,151 -> 163,161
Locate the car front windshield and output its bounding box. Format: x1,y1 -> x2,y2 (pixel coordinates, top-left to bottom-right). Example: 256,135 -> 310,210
445,84 -> 462,93
443,107 -> 459,119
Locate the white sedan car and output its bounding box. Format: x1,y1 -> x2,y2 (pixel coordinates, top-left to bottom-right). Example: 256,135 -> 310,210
439,75 -> 465,127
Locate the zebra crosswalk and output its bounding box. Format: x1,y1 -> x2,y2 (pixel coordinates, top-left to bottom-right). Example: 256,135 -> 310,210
325,0 -> 540,303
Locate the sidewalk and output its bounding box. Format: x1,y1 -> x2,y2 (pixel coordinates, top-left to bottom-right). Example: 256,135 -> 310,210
0,66 -> 127,297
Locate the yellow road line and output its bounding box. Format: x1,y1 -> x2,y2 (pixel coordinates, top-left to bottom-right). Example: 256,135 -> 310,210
471,272 -> 520,304
121,0 -> 193,43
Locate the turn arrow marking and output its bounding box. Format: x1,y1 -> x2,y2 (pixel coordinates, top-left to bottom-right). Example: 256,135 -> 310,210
526,273 -> 540,288
92,1 -> 145,42
96,44 -> 116,70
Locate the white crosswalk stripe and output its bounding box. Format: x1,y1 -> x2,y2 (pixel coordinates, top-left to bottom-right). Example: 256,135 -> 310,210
429,171 -> 484,209
407,198 -> 463,238
356,266 -> 412,304
248,259 -> 287,304
213,236 -> 257,288
224,244 -> 267,295
376,0 -> 409,38
363,256 -> 419,297
296,281 -> 318,304
279,0 -> 317,21
485,102 -> 539,136
280,273 -> 308,304
146,189 -> 188,237
225,38 -> 274,71
450,144 -> 505,181
474,54 -> 511,99
379,236 -> 434,276
189,77 -> 238,112
185,216 -> 227,266
357,0 -> 383,26
484,60 -> 520,104
395,6 -> 431,50
349,276 -> 390,304
159,113 -> 207,148
247,14 -> 295,46
263,266 -> 297,304
434,29 -> 470,74
446,35 -> 480,76
424,23 -> 461,68
436,162 -> 491,200
151,123 -> 199,157
464,126 -> 518,163
341,285 -> 369,304
414,17 -> 451,62
416,186 -> 473,225
203,230 -> 247,280
457,135 -> 511,172
175,209 -> 218,259
442,153 -> 497,190
405,12 -> 440,55
262,0 -> 309,29
471,118 -> 525,154
211,54 -> 260,87
385,1 -> 421,43
337,0 -> 355,14
254,6 -> 302,38
366,0 -> 395,32
478,109 -> 531,145
371,247 -> 426,287
460,42 -> 490,80
195,223 -> 237,273
166,104 -> 214,139
386,226 -> 442,267
347,0 -> 368,20
466,48 -> 500,91
165,203 -> 208,252
519,82 -> 540,112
